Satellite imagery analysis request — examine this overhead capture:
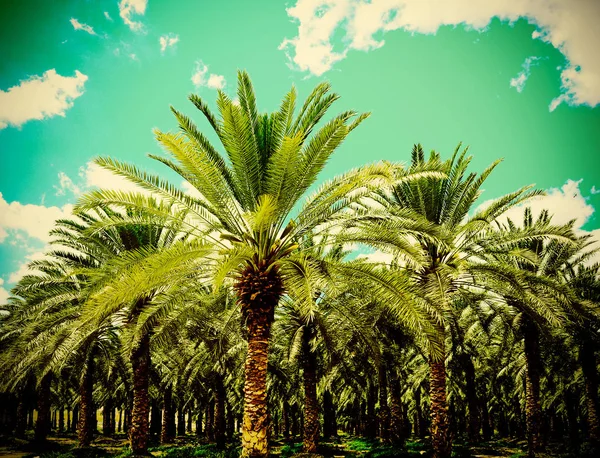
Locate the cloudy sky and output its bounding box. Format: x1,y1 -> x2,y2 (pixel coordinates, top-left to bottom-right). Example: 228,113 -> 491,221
1,0 -> 599,300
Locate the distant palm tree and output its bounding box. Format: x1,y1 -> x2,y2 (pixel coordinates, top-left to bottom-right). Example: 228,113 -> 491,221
346,144 -> 544,458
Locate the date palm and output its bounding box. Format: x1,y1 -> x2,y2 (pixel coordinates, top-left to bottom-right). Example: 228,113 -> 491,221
344,144 -> 545,458
74,70 -> 413,457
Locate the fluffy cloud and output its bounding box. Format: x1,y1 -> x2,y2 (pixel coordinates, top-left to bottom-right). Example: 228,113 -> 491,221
510,56 -> 541,93
54,171 -> 82,196
119,0 -> 147,31
0,192 -> 74,245
160,33 -> 180,52
104,11 -> 113,21
70,18 -> 97,35
280,0 -> 600,110
191,61 -> 226,90
0,278 -> 9,304
79,161 -> 144,193
0,69 -> 88,130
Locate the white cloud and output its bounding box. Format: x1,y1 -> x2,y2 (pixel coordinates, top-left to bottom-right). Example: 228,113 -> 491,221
0,278 -> 9,304
54,172 -> 82,196
280,0 -> 600,110
191,61 -> 226,90
0,69 -> 88,130
591,185 -> 600,195
119,0 -> 147,31
104,11 -> 113,21
70,18 -> 97,35
160,33 -> 180,52
8,251 -> 51,284
0,192 -> 74,245
510,56 -> 541,93
479,179 -> 600,265
79,161 -> 144,193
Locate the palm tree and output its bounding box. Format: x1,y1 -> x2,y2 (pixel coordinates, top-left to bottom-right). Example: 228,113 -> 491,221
73,71 -> 406,457
344,144 -> 544,458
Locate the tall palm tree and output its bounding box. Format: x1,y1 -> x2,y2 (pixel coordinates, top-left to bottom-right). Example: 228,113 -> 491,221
74,71 -> 410,457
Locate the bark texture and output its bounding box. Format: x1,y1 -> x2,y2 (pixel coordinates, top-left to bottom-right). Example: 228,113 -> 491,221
430,359 -> 451,458
378,365 -> 390,441
523,320 -> 542,457
34,374 -> 52,442
302,336 -> 319,453
463,355 -> 480,442
215,376 -> 226,448
78,358 -> 94,447
236,263 -> 282,458
389,374 -> 405,443
161,386 -> 174,444
130,333 -> 151,455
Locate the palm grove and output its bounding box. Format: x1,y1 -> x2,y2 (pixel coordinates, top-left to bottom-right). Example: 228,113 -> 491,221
1,72 -> 599,458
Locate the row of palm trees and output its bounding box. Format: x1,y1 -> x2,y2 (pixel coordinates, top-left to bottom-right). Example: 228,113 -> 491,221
1,72 -> 599,458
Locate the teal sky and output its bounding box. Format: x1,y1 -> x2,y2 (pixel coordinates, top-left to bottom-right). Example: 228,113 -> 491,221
1,0 -> 599,297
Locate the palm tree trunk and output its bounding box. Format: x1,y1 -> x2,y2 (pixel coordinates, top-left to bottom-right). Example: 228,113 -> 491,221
15,399 -> 27,438
78,355 -> 95,447
177,407 -> 185,436
206,399 -> 215,441
241,307 -> 273,457
130,333 -> 151,455
35,374 -> 52,442
103,399 -> 112,436
302,345 -> 319,453
215,375 -> 226,448
580,337 -> 600,443
463,355 -> 480,442
322,390 -> 337,440
378,364 -> 390,441
237,265 -> 282,458
161,386 -> 174,444
523,320 -> 542,457
282,400 -> 290,440
389,374 -> 404,443
430,358 -> 451,458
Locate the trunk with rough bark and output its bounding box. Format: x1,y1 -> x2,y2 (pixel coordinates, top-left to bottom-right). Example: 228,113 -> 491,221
322,390 -> 337,440
103,399 -> 112,435
302,328 -> 319,453
237,264 -> 282,458
58,407 -> 64,433
16,400 -> 27,438
523,319 -> 542,457
580,337 -> 600,444
35,374 -> 52,442
389,374 -> 404,443
161,386 -> 174,444
130,333 -> 151,455
206,398 -> 215,441
430,358 -> 451,458
196,406 -> 203,437
72,405 -> 79,433
150,399 -> 161,437
177,408 -> 185,436
78,355 -> 95,447
378,364 -> 390,441
187,409 -> 193,433
282,401 -> 290,440
215,376 -> 226,448
463,355 -> 480,442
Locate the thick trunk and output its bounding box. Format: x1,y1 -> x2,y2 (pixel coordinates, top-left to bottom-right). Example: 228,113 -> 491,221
72,405 -> 79,433
389,375 -> 404,443
463,355 -> 480,442
15,400 -> 27,438
378,365 -> 390,441
103,399 -> 112,435
150,399 -> 161,437
78,356 -> 95,447
322,391 -> 337,440
177,408 -> 186,436
160,386 -> 173,444
196,406 -> 203,437
237,264 -> 281,458
161,386 -> 174,443
34,374 -> 52,442
580,338 -> 600,443
282,401 -> 290,440
58,407 -> 64,433
130,333 -> 151,455
241,308 -> 272,456
523,320 -> 542,457
302,345 -> 319,453
187,409 -> 193,433
215,376 -> 226,448
206,399 -> 215,441
430,358 -> 451,458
